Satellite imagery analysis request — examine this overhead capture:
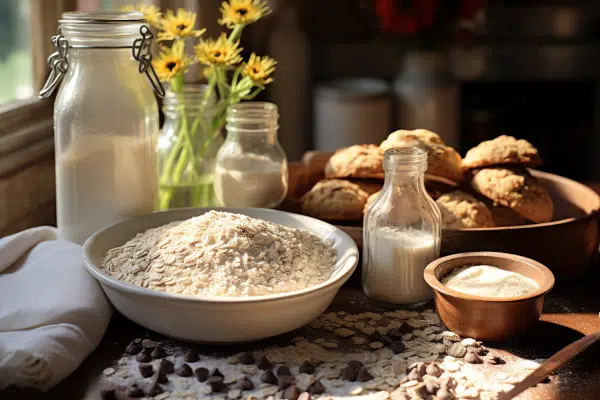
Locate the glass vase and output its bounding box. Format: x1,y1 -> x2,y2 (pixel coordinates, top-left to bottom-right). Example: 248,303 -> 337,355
157,85 -> 224,210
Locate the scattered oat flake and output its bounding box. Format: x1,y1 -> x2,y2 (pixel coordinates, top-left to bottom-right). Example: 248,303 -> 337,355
322,342 -> 339,348
350,387 -> 364,395
335,328 -> 355,338
353,337 -> 367,345
370,342 -> 384,349
102,368 -> 115,376
314,338 -> 326,344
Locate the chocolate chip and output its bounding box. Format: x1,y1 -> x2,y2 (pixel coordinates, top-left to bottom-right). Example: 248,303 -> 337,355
388,329 -> 403,341
212,368 -> 224,378
127,383 -> 144,398
398,322 -> 414,334
257,356 -> 273,370
278,374 -> 294,390
485,356 -> 499,365
437,388 -> 454,400
237,376 -> 255,390
148,383 -> 164,397
142,339 -> 158,349
342,365 -> 359,381
277,365 -> 291,376
425,380 -> 440,394
283,385 -> 301,400
409,383 -> 429,399
239,351 -> 255,365
176,363 -> 193,377
369,331 -> 382,342
356,367 -> 373,382
154,371 -> 169,384
260,370 -> 278,384
184,349 -> 200,363
347,360 -> 363,369
391,340 -> 405,354
407,368 -> 422,381
136,349 -> 152,363
308,380 -> 325,395
298,392 -> 311,400
125,341 -> 143,355
446,342 -> 467,358
380,335 -> 394,345
426,362 -> 442,377
159,359 -> 174,374
138,363 -> 153,378
299,361 -> 315,374
464,350 -> 483,364
193,368 -> 207,383
151,345 -> 166,359
207,376 -> 226,392
100,388 -> 116,400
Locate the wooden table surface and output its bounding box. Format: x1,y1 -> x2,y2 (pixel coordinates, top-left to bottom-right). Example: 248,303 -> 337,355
3,183 -> 600,400
4,265 -> 600,400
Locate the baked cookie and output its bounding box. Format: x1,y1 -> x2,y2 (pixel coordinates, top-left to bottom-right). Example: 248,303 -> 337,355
462,135 -> 542,170
381,129 -> 463,183
302,179 -> 381,221
364,190 -> 381,214
324,144 -> 385,180
470,167 -> 553,223
435,191 -> 495,229
488,202 -> 529,227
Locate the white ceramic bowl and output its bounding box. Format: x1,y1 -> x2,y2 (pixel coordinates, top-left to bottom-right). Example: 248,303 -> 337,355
83,207 -> 359,343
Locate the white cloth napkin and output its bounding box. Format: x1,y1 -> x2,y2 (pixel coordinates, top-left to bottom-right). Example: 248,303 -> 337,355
0,226 -> 112,391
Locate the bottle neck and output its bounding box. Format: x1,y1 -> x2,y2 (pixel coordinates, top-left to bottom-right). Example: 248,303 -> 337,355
225,102 -> 279,145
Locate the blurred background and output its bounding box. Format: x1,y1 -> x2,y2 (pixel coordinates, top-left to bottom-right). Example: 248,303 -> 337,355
2,0 -> 600,234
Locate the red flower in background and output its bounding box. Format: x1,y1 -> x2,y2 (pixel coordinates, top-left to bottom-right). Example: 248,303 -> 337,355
375,0 -> 437,35
375,0 -> 484,39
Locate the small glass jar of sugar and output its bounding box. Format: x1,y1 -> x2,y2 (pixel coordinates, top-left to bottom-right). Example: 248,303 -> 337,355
214,102 -> 288,208
362,147 -> 442,307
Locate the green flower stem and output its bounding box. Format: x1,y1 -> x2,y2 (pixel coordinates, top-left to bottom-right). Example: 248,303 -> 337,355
228,25 -> 244,44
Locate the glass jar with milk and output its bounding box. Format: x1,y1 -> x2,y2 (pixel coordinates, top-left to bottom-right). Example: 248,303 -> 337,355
40,11 -> 162,244
362,147 -> 442,307
214,102 -> 288,208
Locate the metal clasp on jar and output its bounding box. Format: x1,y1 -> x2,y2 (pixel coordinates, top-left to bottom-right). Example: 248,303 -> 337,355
39,25 -> 165,99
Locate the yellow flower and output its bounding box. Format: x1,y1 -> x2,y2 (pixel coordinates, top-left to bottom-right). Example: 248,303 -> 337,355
120,4 -> 162,29
158,9 -> 205,41
243,53 -> 276,85
152,42 -> 187,82
218,0 -> 271,28
195,33 -> 243,66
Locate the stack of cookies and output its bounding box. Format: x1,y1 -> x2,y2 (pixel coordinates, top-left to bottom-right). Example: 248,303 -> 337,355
300,130 -> 554,230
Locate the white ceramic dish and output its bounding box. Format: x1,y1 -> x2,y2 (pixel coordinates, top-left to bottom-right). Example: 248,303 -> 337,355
83,207 -> 359,343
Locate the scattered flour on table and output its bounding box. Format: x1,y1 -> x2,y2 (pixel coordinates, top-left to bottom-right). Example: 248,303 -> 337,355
441,265 -> 539,298
101,211 -> 336,297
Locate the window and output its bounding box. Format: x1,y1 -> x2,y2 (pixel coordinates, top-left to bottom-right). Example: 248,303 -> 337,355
0,0 -> 34,104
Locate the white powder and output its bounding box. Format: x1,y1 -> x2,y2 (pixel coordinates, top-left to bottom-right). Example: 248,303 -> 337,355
214,154 -> 287,208
56,134 -> 157,245
101,211 -> 335,297
363,228 -> 438,305
441,265 -> 539,297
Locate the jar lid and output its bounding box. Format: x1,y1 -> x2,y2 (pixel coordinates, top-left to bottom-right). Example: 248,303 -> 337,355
60,11 -> 145,24
316,78 -> 390,101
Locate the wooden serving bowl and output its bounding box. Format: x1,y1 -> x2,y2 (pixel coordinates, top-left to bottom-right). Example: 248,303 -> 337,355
439,170 -> 600,282
286,153 -> 600,282
424,252 -> 555,341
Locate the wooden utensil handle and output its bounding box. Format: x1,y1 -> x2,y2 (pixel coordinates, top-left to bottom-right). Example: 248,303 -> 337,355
497,331 -> 600,400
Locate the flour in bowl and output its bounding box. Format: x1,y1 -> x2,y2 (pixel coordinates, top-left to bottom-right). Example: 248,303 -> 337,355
101,211 -> 336,297
441,265 -> 539,297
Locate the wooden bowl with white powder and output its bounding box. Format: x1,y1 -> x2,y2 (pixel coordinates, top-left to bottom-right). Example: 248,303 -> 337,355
424,252 -> 555,342
82,208 -> 358,343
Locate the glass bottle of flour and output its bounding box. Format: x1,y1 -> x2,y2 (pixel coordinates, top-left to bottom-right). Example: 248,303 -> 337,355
40,11 -> 163,244
362,147 -> 441,307
214,102 -> 288,208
